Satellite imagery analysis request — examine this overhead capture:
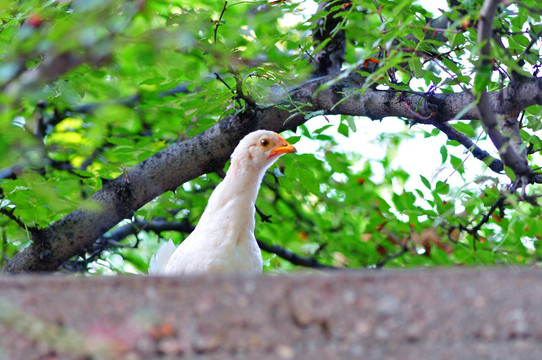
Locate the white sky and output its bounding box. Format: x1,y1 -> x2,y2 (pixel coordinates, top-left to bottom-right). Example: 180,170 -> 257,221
294,115 -> 493,199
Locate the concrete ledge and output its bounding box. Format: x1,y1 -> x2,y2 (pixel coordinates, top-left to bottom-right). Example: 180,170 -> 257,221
1,269 -> 542,359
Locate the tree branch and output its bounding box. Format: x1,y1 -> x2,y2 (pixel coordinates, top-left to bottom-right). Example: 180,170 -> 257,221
376,244 -> 409,269
476,0 -> 531,179
430,120 -> 504,173
61,218 -> 195,271
61,217 -> 332,272
460,194 -> 506,250
311,1 -> 350,76
256,238 -> 336,270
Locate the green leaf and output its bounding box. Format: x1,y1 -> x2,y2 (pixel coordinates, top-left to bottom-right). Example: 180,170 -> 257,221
337,122 -> 349,137
450,155 -> 465,174
285,136 -> 301,144
473,64 -> 492,94
504,166 -> 516,181
304,110 -> 325,120
298,166 -> 320,194
435,181 -> 449,195
107,137 -> 133,146
345,116 -> 357,132
452,122 -> 476,137
420,175 -> 431,190
440,145 -> 448,163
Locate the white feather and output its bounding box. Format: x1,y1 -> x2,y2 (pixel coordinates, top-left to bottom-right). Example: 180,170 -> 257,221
148,239 -> 176,274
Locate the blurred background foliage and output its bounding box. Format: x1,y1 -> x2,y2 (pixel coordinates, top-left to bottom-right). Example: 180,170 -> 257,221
1,0 -> 542,273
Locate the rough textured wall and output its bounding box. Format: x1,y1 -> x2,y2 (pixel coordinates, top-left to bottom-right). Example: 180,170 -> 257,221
1,269 -> 542,359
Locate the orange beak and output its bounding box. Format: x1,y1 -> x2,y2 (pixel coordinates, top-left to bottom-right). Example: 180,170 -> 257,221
269,134 -> 296,159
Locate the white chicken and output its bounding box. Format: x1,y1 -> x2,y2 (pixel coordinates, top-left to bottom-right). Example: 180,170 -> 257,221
148,130 -> 296,275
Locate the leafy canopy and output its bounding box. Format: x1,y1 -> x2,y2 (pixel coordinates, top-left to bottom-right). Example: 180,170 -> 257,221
1,0 -> 542,273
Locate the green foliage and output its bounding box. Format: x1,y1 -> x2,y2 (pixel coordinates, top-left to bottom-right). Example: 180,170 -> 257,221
1,0 -> 542,273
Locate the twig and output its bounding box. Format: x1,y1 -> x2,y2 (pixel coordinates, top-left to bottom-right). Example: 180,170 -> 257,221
520,26 -> 542,60
214,71 -> 244,108
515,2 -> 542,16
214,72 -> 233,91
232,71 -> 256,107
298,45 -> 317,64
213,1 -> 228,44
421,46 -> 465,66
461,195 -> 506,250
433,59 -> 471,93
371,0 -> 386,29
257,238 -> 336,269
255,206 -> 272,223
0,207 -> 36,233
375,244 -> 409,268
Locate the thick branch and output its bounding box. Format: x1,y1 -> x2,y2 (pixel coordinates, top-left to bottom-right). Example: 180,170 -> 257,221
4,72 -> 542,273
264,75 -> 542,130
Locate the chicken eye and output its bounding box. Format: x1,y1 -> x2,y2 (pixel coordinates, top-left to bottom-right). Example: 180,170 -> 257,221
260,139 -> 270,147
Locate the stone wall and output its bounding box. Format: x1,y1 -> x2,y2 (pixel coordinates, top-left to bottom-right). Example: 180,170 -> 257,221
1,269 -> 541,359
